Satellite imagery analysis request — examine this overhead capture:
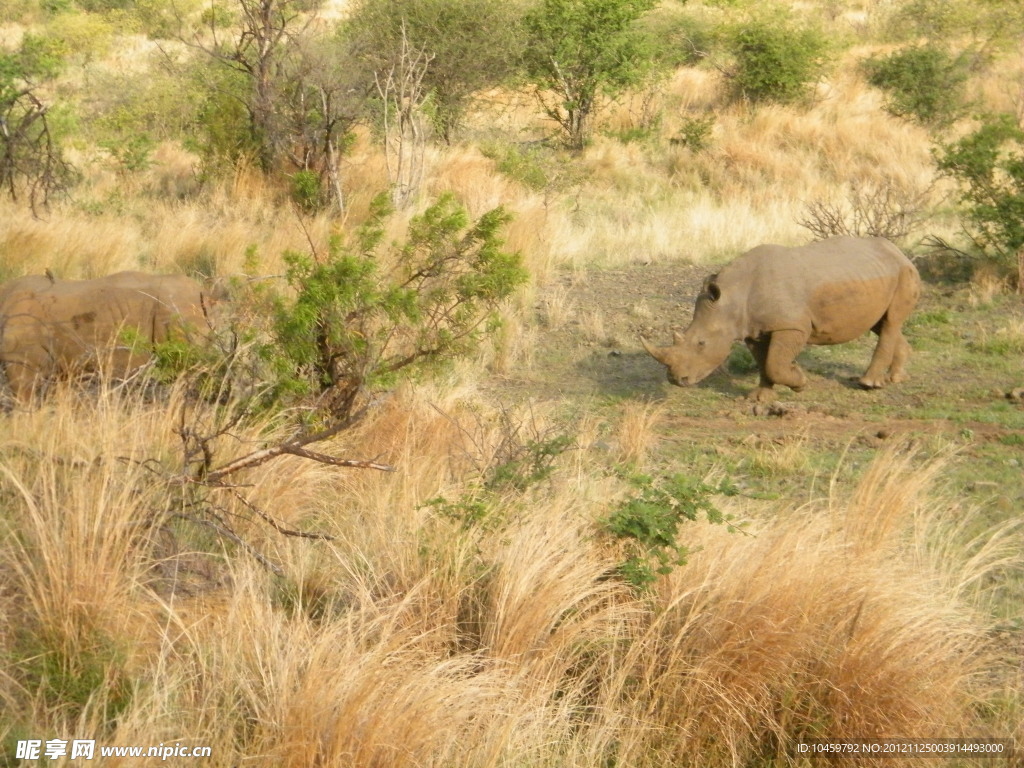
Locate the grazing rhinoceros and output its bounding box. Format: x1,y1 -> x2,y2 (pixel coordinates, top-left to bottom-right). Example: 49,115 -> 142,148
0,271 -> 212,400
641,236 -> 921,401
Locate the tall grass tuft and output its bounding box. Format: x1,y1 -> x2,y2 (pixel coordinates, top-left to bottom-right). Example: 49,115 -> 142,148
606,443 -> 1010,767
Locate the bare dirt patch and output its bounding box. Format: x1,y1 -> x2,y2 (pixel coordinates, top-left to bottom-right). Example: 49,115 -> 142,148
502,261 -> 1024,451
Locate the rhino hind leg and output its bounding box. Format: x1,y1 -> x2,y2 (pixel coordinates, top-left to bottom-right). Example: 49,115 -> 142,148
860,270 -> 918,388
887,335 -> 912,383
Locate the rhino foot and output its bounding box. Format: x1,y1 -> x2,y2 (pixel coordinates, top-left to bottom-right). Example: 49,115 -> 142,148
747,386 -> 777,403
857,375 -> 886,389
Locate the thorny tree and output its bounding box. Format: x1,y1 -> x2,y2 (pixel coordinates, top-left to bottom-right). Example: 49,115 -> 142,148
0,57 -> 75,213
182,0 -> 365,210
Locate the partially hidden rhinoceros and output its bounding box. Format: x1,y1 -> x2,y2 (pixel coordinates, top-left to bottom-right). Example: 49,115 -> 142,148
641,236 -> 921,401
0,270 -> 212,400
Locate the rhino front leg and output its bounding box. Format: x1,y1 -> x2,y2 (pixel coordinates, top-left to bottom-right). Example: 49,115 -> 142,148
745,336 -> 775,401
763,329 -> 808,394
745,330 -> 808,400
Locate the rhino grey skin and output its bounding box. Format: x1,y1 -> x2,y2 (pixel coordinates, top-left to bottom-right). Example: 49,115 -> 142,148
0,271 -> 211,401
642,236 -> 921,401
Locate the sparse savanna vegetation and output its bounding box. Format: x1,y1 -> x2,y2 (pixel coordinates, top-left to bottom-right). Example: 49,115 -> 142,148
1,0 -> 1022,766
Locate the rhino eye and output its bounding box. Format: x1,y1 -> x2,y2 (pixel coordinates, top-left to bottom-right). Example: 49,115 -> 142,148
697,339 -> 706,349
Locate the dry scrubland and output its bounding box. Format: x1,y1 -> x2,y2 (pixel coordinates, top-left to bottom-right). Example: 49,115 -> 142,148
2,0 -> 1024,766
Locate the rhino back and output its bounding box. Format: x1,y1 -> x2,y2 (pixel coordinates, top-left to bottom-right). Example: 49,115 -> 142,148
0,272 -> 208,397
727,237 -> 913,342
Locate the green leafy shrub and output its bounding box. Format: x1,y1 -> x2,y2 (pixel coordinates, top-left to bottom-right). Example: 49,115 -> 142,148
638,4 -> 720,69
481,142 -> 551,191
862,45 -> 970,126
44,10 -> 116,65
290,169 -> 325,213
198,2 -> 233,28
427,423 -> 574,530
100,133 -> 156,174
17,32 -> 68,80
671,114 -> 716,152
263,193 -> 529,419
187,65 -> 261,173
601,473 -> 738,590
881,0 -> 1023,49
726,16 -> 830,104
936,114 -> 1024,265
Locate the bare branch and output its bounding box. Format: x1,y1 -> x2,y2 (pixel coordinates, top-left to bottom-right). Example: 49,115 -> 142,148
174,512 -> 284,576
203,442 -> 394,484
374,21 -> 434,208
229,489 -> 336,540
797,180 -> 931,244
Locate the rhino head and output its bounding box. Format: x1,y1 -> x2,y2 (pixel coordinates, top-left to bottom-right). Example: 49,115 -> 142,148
641,277 -> 737,387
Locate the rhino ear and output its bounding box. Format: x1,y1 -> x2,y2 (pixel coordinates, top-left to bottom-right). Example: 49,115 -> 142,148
706,281 -> 721,303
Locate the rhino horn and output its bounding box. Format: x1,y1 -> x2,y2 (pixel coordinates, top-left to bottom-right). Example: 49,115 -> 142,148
673,330 -> 685,345
641,336 -> 669,364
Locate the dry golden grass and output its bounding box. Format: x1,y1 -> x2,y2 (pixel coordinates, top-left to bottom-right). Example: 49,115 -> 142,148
748,432 -> 812,477
0,372 -> 1016,767
614,400 -> 666,466
610,445 -> 1014,767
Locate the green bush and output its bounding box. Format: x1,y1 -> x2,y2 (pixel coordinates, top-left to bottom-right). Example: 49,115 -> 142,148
726,16 -> 831,104
671,114 -> 716,152
290,169 -> 325,213
862,45 -> 970,126
882,0 -> 1023,48
44,9 -> 116,64
600,473 -> 738,590
17,32 -> 68,80
187,65 -> 261,174
637,4 -> 720,69
84,65 -> 206,156
100,133 -> 156,174
936,114 -> 1024,265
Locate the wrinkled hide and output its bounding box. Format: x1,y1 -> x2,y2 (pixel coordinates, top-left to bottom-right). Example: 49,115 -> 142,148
0,271 -> 211,400
642,236 -> 921,401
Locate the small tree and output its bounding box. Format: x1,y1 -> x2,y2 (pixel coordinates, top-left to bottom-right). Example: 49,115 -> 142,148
194,0 -> 303,172
373,23 -> 433,209
936,113 -> 1024,284
522,0 -> 656,150
345,0 -> 524,145
182,0 -> 366,210
264,193 -> 529,420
